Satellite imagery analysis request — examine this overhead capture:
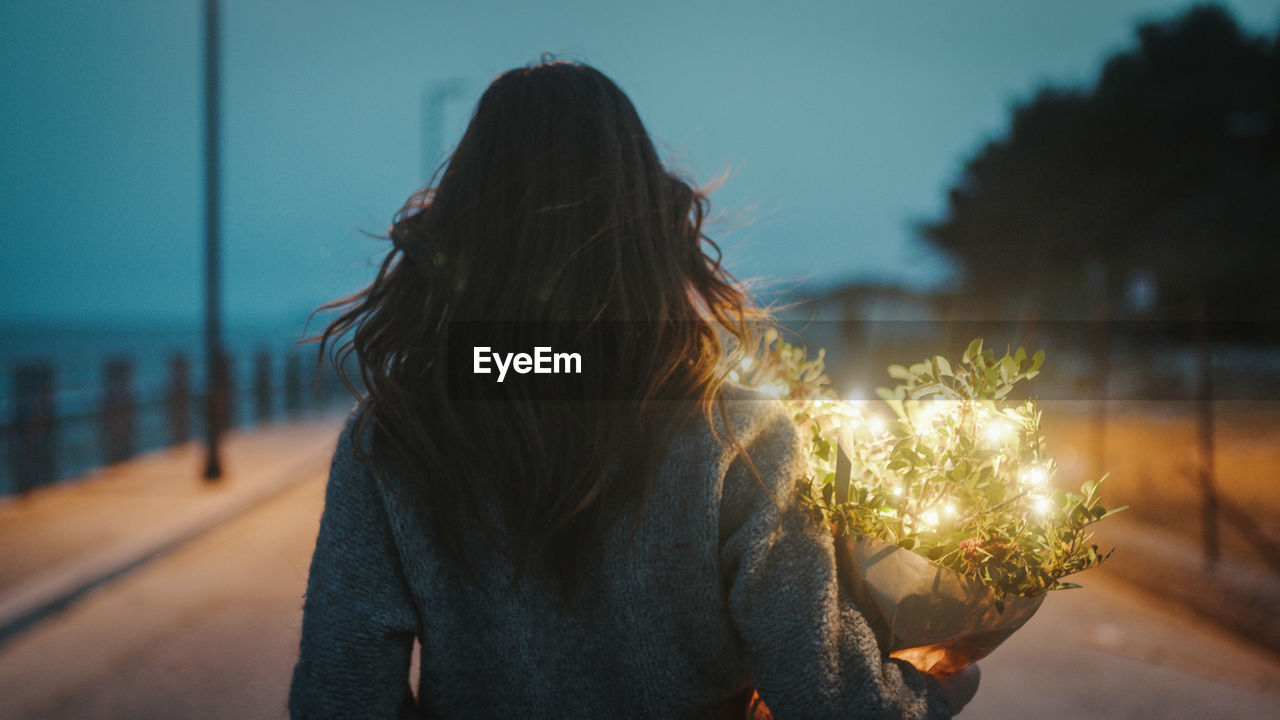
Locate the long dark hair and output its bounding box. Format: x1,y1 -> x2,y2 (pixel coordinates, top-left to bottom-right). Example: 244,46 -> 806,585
315,59 -> 767,590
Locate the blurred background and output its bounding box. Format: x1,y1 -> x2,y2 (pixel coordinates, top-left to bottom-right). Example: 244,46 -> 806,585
2,1 -> 1279,718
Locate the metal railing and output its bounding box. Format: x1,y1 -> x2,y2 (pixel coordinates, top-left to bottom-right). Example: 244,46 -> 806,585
1,347 -> 355,496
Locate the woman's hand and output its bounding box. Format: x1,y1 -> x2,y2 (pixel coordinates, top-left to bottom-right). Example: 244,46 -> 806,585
934,663 -> 980,716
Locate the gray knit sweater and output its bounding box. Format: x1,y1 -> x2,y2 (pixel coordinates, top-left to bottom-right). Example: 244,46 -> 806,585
289,386 -> 952,719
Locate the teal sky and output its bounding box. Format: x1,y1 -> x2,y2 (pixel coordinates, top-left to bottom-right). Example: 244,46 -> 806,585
3,0 -> 1279,324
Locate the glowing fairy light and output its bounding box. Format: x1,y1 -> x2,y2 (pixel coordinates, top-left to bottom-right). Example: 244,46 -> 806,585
842,399 -> 863,421
867,415 -> 886,436
1021,466 -> 1047,486
983,420 -> 1012,445
741,334 -> 1124,599
914,403 -> 938,435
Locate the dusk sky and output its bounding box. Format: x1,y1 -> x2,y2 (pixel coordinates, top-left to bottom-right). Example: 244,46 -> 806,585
3,0 -> 1279,325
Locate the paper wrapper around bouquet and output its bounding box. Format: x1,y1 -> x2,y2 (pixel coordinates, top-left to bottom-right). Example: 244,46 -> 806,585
834,531 -> 1044,677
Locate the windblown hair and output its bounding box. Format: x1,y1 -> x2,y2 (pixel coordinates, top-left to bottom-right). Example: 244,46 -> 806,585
315,59 -> 767,591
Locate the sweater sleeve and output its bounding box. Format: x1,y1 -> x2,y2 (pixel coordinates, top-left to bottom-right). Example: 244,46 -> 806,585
289,417 -> 421,720
719,402 -> 953,720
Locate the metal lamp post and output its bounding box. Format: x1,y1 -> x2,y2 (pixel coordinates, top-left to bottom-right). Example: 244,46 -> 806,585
202,0 -> 225,481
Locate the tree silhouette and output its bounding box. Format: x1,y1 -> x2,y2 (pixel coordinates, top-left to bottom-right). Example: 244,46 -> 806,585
922,4 -> 1280,333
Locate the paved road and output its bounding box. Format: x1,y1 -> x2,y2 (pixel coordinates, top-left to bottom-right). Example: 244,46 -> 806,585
1,471 -> 1278,719
0,464 -> 327,720
964,569 -> 1280,718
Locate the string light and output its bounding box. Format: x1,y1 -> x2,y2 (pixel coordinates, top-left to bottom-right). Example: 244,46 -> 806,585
736,335 -> 1122,598
842,399 -> 864,422
867,415 -> 886,436
914,403 -> 938,435
919,402 -> 938,422
983,420 -> 1012,445
1021,466 -> 1047,486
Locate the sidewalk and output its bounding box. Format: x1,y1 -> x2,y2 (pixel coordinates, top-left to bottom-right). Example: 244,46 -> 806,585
0,430 -> 1276,719
4,408 -> 1278,661
1094,513 -> 1280,658
0,412 -> 349,648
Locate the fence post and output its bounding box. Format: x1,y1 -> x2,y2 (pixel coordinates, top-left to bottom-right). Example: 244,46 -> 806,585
203,351 -> 235,461
1194,301 -> 1219,569
10,364 -> 56,493
217,352 -> 235,433
101,357 -> 136,464
1086,257 -> 1109,482
254,348 -> 272,423
167,354 -> 191,445
311,360 -> 327,409
284,352 -> 302,418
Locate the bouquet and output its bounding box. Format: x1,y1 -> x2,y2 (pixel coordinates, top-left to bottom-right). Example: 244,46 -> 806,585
735,331 -> 1124,679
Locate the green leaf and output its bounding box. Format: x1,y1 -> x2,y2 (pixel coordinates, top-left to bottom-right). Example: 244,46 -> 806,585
931,356 -> 949,378
747,334 -> 1124,598
963,338 -> 983,365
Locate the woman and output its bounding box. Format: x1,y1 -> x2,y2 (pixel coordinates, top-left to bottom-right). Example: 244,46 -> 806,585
289,59 -> 977,719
